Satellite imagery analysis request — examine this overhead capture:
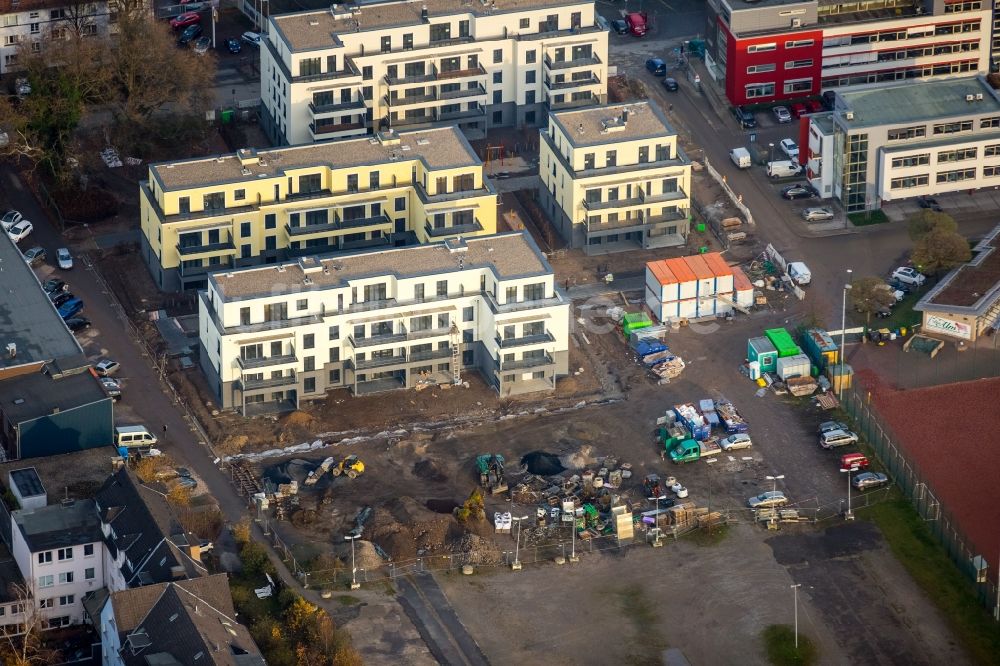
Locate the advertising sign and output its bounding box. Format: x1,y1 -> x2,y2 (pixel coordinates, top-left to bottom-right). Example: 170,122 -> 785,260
925,315 -> 972,340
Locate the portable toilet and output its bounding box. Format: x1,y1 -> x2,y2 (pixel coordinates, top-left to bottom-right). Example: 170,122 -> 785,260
765,327 -> 800,358
748,336 -> 778,373
747,361 -> 761,380
801,328 -> 839,370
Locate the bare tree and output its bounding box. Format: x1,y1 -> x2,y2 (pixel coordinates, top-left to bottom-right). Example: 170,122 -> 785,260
848,276 -> 898,326
0,584 -> 61,666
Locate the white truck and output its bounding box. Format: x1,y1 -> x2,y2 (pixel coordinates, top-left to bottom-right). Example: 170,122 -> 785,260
729,147 -> 752,169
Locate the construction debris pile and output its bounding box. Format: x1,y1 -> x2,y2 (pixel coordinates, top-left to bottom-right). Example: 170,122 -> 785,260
608,308 -> 686,384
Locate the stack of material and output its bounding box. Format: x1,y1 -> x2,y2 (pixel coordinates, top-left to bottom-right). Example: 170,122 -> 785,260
699,399 -> 720,428
697,511 -> 724,528
699,439 -> 722,458
276,481 -> 299,497
675,403 -> 710,440
651,356 -> 685,379
642,349 -> 674,367
715,400 -> 748,433
786,376 -> 818,396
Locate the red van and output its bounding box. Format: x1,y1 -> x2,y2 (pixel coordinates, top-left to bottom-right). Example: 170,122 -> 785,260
626,12 -> 648,37
840,453 -> 870,471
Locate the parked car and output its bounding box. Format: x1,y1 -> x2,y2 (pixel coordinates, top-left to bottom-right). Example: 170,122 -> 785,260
226,37 -> 242,54
748,491 -> 788,509
819,420 -> 849,434
100,377 -> 122,399
790,102 -> 808,118
779,138 -> 799,159
662,77 -> 679,92
773,106 -> 791,123
781,183 -> 819,200
917,195 -> 942,212
732,105 -> 757,129
802,207 -> 834,222
178,23 -> 203,45
840,452 -> 870,470
242,30 -> 263,45
43,278 -> 67,294
645,58 -> 666,76
788,261 -> 812,285
56,247 -> 73,270
891,266 -> 926,287
23,246 -> 46,266
65,317 -> 91,332
15,77 -> 30,97
170,11 -> 201,29
806,99 -> 824,114
193,36 -> 212,54
820,428 -> 859,449
7,220 -> 33,242
58,298 -> 84,320
94,359 -> 121,376
0,210 -> 22,231
852,472 -> 889,490
51,291 -> 76,308
719,433 -> 752,451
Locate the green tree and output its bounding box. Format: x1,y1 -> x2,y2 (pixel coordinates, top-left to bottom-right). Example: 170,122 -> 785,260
908,209 -> 958,241
912,227 -> 971,275
849,276 -> 898,325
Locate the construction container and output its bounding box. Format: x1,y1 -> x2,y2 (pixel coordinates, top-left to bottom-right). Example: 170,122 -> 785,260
776,353 -> 811,380
622,312 -> 653,338
765,328 -> 800,358
674,403 -> 711,441
801,328 -> 839,370
645,253 -> 739,321
748,336 -> 778,373
827,363 -> 854,393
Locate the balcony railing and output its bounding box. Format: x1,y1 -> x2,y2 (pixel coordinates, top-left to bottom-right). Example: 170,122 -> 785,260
309,99 -> 366,116
544,54 -> 602,70
354,353 -> 408,370
176,240 -> 237,257
435,64 -> 486,80
497,353 -> 554,371
515,23 -> 603,41
179,259 -> 232,277
483,290 -> 566,315
641,187 -> 688,204
223,314 -> 323,336
384,92 -> 437,107
310,121 -> 366,138
237,372 -> 297,391
424,219 -> 483,238
237,354 -> 298,370
339,213 -> 392,230
582,196 -> 643,211
439,107 -> 485,122
496,332 -> 555,348
544,75 -> 601,91
349,324 -> 409,348
415,181 -> 495,205
586,210 -> 686,233
545,93 -> 600,111
438,84 -> 486,101
409,348 -> 452,363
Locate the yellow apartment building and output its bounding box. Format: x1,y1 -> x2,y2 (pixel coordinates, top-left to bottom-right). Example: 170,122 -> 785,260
139,126 -> 498,291
538,101 -> 693,254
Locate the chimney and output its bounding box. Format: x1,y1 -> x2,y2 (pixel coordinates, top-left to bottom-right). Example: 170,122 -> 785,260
421,4 -> 428,20
622,108 -> 629,125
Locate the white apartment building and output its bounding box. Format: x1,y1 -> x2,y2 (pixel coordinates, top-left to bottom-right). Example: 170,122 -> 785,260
538,101 -> 692,254
805,75 -> 1000,211
0,0 -> 114,75
259,0 -> 609,145
198,231 -> 570,414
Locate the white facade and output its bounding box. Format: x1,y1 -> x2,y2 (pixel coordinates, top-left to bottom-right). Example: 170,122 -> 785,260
259,0 -> 609,145
0,1 -> 113,76
198,232 -> 570,413
645,254 -> 753,323
98,598 -> 123,666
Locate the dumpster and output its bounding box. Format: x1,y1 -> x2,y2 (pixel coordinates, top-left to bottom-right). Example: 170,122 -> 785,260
765,327 -> 800,358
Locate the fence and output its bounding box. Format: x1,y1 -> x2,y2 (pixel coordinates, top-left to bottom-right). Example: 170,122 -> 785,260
842,383 -> 1000,617
703,157 -> 755,228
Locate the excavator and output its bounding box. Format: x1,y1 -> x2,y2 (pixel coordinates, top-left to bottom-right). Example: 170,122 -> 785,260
476,454 -> 507,494
331,454 -> 365,479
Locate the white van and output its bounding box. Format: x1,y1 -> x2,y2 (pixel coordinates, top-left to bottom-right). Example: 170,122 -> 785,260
115,425 -> 158,448
766,160 -> 801,178
788,262 -> 812,285
729,147 -> 752,169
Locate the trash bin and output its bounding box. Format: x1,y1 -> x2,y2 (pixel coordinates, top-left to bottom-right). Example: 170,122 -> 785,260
221,109 -> 235,124
696,222 -> 706,233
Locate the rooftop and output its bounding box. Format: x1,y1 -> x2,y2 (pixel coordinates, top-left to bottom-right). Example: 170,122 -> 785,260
550,101 -> 675,148
9,468 -> 44,499
917,223 -> 1000,314
837,76 -> 1000,129
0,369 -> 109,425
210,231 -> 551,301
272,0 -> 591,50
725,0 -> 813,10
647,252 -> 733,286
13,498 -> 103,552
0,541 -> 24,604
0,234 -> 86,372
150,127 -> 480,191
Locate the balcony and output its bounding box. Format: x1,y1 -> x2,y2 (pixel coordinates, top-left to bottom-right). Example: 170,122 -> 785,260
415,181 -> 495,205
497,352 -> 555,372
384,92 -> 437,107
222,314 -> 323,336
544,75 -> 601,91
309,99 -> 366,117
544,54 -> 602,71
309,121 -> 367,140
339,213 -> 393,230
640,187 -> 688,204
354,353 -> 408,370
409,348 -> 452,363
582,196 -> 643,212
349,324 -> 410,348
439,84 -> 486,101
515,23 -> 604,41
236,372 -> 297,391
176,239 -> 237,260
484,290 -> 566,315
545,93 -> 600,111
586,210 -> 686,234
286,220 -> 340,238
237,354 -> 298,370
265,39 -> 360,83
496,331 -> 555,348
179,259 -> 232,278
435,64 -> 486,81
439,107 -> 485,122
286,213 -> 392,239
424,219 -> 484,238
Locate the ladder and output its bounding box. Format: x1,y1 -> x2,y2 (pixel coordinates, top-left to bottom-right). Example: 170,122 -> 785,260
450,323 -> 461,384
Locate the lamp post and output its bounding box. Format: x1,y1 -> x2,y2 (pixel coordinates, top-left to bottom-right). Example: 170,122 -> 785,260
511,515 -> 529,570
841,463 -> 859,520
345,535 -> 361,590
768,142 -> 775,165
648,494 -> 667,546
839,270 -> 853,399
791,583 -> 802,649
766,474 -> 785,495
569,508 -> 579,562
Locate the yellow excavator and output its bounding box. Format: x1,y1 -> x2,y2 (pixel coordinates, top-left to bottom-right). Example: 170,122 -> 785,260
331,454 -> 365,479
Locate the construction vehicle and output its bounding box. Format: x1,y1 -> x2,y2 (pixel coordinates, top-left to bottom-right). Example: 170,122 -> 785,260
304,457 -> 336,486
643,474 -> 663,498
476,454 -> 507,494
331,455 -> 365,479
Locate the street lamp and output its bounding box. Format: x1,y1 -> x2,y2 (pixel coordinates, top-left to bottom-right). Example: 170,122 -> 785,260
648,494 -> 667,546
511,515 -> 529,571
768,142 -> 775,164
840,463 -> 859,520
791,583 -> 802,649
839,270 -> 853,399
344,535 -> 361,590
766,474 -> 785,495
569,508 -> 579,563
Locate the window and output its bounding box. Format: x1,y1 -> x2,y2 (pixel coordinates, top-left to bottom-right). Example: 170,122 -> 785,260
981,117 -> 1000,129
785,39 -> 814,48
463,306 -> 474,322
363,283 -> 387,301
985,165 -> 1000,177
50,8 -> 65,19
57,548 -> 72,561
890,175 -> 929,189
395,197 -> 406,212
525,70 -> 536,84
84,544 -> 94,557
30,23 -> 39,34
329,347 -> 340,363
937,147 -> 977,163
944,0 -> 982,12
430,23 -> 451,42
362,65 -> 373,80
299,174 -> 322,193
347,174 -> 359,192
746,63 -> 776,74
783,79 -> 812,94
59,572 -> 74,584
745,83 -> 775,98
933,120 -> 973,135
381,36 -> 391,53
493,71 -> 502,84
38,576 -> 53,588
526,49 -> 536,64
985,144 -> 1000,157
59,595 -> 74,606
887,125 -> 926,141
891,154 -> 930,168
304,377 -> 316,393
265,214 -> 276,229
329,369 -> 341,383
520,17 -> 529,29
370,171 -> 380,190
240,222 -> 251,237
526,90 -> 536,104
293,299 -> 306,312
37,552 -> 52,565
493,48 -> 502,63
303,334 -> 315,349
39,599 -> 53,609
304,356 -> 315,372
937,168 -> 976,183
785,59 -> 813,69
523,283 -> 545,301
329,325 -> 340,340
403,33 -> 413,50
436,280 -> 448,296
747,43 -> 776,53
606,150 -> 616,167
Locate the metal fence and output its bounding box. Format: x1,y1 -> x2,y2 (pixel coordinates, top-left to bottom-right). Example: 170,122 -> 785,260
842,383 -> 1000,617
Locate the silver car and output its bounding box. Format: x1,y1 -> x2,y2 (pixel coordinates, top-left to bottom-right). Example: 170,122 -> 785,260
820,429 -> 859,449
802,207 -> 834,222
748,491 -> 788,509
720,433 -> 753,451
852,472 -> 889,490
818,420 -> 849,434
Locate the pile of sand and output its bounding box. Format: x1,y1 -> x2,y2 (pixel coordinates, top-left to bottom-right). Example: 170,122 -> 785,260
367,500 -> 458,561
352,540 -> 384,570
452,533 -> 502,566
560,444 -> 598,470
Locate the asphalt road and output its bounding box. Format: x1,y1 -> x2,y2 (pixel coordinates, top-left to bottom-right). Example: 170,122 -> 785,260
397,573 -> 490,666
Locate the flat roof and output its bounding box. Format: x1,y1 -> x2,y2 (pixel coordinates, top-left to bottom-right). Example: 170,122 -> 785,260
0,370 -> 109,425
725,0 -> 811,10
14,498 -> 103,551
273,0 -> 590,50
150,127 -> 480,191
551,101 -> 675,148
0,234 -> 85,372
9,467 -> 44,498
211,231 -> 551,301
646,252 -> 733,286
838,76 -> 1000,129
917,223 -> 1000,315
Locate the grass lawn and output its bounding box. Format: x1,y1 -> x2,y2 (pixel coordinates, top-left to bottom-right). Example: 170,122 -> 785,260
857,497 -> 1000,666
761,624 -> 818,666
848,210 -> 890,226
881,290 -> 924,331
